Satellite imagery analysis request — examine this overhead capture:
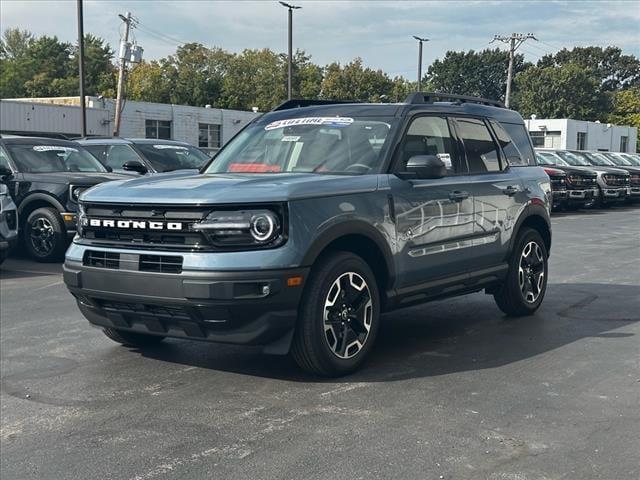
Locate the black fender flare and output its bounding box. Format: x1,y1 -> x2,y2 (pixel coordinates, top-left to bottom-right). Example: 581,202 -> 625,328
508,202 -> 552,255
301,219 -> 396,286
17,193 -> 66,218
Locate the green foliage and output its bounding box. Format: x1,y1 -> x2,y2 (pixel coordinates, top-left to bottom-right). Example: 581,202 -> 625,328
608,88 -> 640,150
426,48 -> 529,101
320,58 -> 394,102
537,46 -> 640,91
514,63 -> 611,120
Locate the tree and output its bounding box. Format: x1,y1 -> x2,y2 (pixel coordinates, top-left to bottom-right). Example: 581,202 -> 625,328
608,87 -> 640,150
0,28 -> 33,59
126,60 -> 172,103
537,46 -> 640,91
320,58 -> 394,102
425,48 -> 529,101
514,63 -> 611,120
73,34 -> 116,96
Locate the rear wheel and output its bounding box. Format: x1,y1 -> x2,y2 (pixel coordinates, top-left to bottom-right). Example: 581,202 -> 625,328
24,207 -> 68,262
102,328 -> 166,347
291,252 -> 380,376
494,228 -> 548,317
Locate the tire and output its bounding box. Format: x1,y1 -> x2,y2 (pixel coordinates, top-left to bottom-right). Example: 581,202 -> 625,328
102,328 -> 166,347
24,207 -> 68,262
291,252 -> 380,377
493,227 -> 548,317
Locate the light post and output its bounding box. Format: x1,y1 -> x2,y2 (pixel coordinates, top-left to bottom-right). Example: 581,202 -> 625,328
279,1 -> 301,100
77,0 -> 86,137
412,35 -> 429,92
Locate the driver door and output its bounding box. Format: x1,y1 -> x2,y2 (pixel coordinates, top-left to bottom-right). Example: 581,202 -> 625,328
389,115 -> 475,289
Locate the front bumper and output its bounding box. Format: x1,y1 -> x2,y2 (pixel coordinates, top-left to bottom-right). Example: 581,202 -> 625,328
601,187 -> 628,202
628,186 -> 640,199
64,259 -> 308,353
564,188 -> 597,206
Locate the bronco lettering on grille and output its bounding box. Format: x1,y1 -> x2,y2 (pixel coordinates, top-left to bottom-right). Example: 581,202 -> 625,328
88,218 -> 183,230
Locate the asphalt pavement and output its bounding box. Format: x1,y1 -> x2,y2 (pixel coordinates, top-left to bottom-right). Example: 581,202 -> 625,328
1,206 -> 639,480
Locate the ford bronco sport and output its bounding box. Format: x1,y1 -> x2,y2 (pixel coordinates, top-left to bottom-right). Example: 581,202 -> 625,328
64,93 -> 552,376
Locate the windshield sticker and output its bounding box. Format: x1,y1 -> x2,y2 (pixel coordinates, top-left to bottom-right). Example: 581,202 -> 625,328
281,135 -> 301,142
153,145 -> 189,150
265,117 -> 354,131
228,163 -> 282,173
33,146 -> 78,152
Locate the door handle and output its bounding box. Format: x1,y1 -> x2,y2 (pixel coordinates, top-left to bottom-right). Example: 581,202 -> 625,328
449,190 -> 469,202
502,185 -> 519,196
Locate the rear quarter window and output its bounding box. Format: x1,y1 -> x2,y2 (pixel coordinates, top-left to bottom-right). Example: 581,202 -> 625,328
500,122 -> 536,166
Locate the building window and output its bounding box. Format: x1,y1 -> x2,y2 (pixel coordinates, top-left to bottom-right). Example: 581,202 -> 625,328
145,120 -> 171,140
529,131 -> 545,148
199,123 -> 221,149
620,136 -> 628,152
577,132 -> 587,150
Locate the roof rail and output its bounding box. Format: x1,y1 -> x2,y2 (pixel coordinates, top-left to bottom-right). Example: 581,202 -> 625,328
271,99 -> 358,112
404,92 -> 505,108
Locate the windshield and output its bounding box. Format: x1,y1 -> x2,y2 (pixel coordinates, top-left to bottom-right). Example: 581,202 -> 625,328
536,151 -> 568,166
603,152 -> 632,166
582,151 -> 615,167
622,153 -> 640,166
6,144 -> 107,173
555,150 -> 592,167
205,116 -> 397,175
135,143 -> 210,172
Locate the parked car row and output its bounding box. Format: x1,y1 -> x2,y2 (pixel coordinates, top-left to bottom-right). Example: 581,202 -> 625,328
535,149 -> 640,210
0,135 -> 210,262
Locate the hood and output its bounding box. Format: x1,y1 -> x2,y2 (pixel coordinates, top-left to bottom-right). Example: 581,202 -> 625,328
547,165 -> 596,177
80,171 -> 380,204
582,165 -> 629,175
607,165 -> 640,175
22,172 -> 129,185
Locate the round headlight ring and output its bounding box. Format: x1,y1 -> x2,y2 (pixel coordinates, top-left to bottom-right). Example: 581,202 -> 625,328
250,212 -> 277,242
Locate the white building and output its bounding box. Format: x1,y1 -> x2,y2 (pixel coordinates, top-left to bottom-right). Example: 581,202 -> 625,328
525,118 -> 637,153
0,96 -> 259,153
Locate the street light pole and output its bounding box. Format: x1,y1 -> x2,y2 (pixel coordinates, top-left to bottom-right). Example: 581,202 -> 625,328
77,0 -> 86,137
412,36 -> 429,92
279,2 -> 301,100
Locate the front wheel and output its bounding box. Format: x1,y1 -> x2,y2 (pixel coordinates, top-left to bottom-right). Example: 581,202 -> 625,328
494,228 -> 548,317
24,207 -> 68,262
291,252 -> 380,376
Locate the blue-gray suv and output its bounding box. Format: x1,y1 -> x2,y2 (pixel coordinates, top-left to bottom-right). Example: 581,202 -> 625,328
64,93 -> 552,376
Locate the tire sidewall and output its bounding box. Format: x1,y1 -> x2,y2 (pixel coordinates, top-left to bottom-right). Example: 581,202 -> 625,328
302,253 -> 380,374
511,228 -> 548,312
24,208 -> 67,262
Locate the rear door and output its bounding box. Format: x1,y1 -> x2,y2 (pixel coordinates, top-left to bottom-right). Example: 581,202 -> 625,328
388,115 -> 475,289
452,117 -> 524,269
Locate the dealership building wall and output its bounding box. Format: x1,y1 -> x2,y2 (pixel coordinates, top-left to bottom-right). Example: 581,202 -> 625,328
525,118 -> 637,153
0,97 -> 258,152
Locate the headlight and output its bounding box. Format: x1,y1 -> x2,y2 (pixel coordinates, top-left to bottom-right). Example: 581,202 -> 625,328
76,202 -> 87,236
193,208 -> 284,248
69,185 -> 87,203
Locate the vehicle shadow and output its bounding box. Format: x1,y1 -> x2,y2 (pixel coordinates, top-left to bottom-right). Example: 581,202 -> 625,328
135,282 -> 640,383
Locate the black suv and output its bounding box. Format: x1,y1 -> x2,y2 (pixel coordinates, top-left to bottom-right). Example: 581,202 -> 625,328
0,137 -> 126,262
535,150 -> 598,209
64,93 -> 552,376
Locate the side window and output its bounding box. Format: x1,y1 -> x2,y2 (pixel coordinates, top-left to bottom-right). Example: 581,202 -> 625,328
501,122 -> 535,166
490,120 -> 522,166
106,145 -> 142,169
398,116 -> 461,175
83,145 -> 108,165
455,117 -> 501,173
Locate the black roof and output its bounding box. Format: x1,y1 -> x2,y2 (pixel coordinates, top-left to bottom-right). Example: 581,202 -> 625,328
0,136 -> 83,146
260,92 -> 523,125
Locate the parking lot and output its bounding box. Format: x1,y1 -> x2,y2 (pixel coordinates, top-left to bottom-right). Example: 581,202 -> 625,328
1,206 -> 639,480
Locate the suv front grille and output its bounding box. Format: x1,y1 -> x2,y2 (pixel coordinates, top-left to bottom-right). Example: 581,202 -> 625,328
83,250 -> 183,273
602,175 -> 629,187
81,204 -> 210,251
567,175 -> 597,188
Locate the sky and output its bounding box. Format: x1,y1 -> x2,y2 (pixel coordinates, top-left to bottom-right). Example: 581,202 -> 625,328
2,0 -> 639,78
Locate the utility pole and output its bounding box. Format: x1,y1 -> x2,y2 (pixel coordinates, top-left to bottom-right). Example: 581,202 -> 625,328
412,36 -> 429,91
279,2 -> 301,100
114,12 -> 132,137
77,0 -> 87,137
491,33 -> 537,108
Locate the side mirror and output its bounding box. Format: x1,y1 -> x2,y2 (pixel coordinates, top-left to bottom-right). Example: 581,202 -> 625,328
398,155 -> 446,180
122,160 -> 148,174
0,165 -> 13,177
